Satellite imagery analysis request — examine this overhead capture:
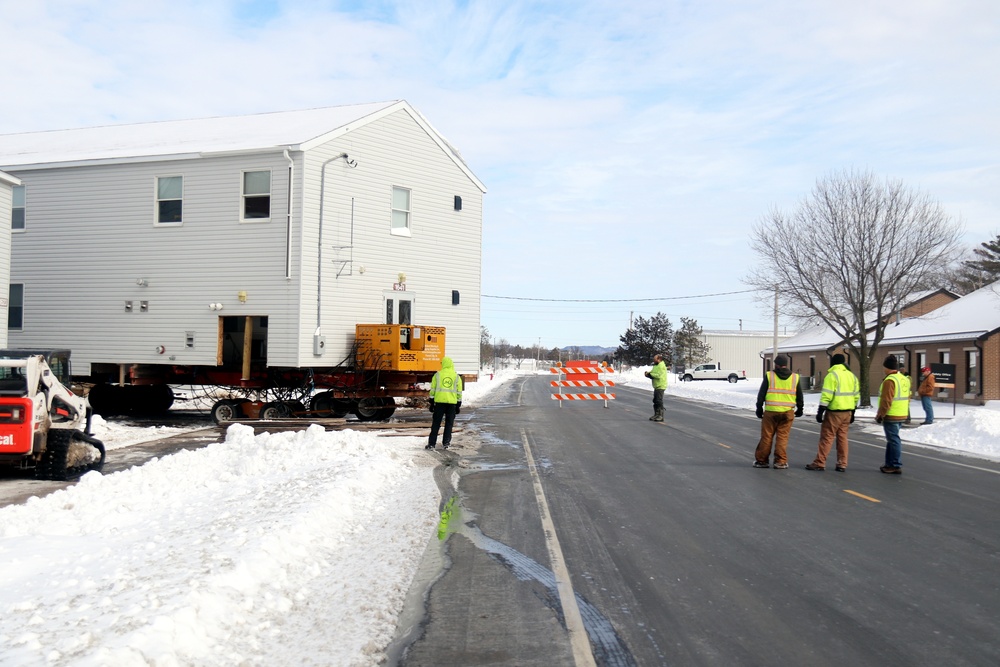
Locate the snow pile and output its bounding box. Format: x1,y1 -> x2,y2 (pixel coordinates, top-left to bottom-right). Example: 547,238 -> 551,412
0,424 -> 438,666
911,409 -> 1000,459
89,414 -> 198,451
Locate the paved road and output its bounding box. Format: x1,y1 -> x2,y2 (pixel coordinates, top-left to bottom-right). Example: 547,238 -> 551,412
399,375 -> 1000,666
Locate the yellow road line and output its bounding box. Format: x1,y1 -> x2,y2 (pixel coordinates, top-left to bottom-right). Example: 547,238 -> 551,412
717,442 -> 732,449
844,490 -> 881,503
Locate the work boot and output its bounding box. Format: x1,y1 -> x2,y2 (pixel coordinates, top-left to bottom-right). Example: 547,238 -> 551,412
652,409 -> 664,422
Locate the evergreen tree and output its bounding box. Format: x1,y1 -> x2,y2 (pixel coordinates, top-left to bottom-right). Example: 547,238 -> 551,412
959,233 -> 1000,291
673,317 -> 712,369
616,313 -> 673,367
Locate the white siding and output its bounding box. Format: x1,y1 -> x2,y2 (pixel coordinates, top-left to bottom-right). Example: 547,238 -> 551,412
699,332 -> 793,378
0,176 -> 12,347
7,153 -> 300,373
4,107 -> 484,377
297,109 -> 482,375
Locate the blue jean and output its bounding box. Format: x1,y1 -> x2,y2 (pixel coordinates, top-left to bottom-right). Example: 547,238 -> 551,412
921,395 -> 934,424
883,421 -> 902,468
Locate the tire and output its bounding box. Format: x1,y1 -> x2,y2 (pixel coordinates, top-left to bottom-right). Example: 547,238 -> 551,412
286,401 -> 307,418
210,399 -> 240,424
353,397 -> 384,422
728,374 -> 739,383
682,374 -> 693,382
374,396 -> 397,421
259,402 -> 289,420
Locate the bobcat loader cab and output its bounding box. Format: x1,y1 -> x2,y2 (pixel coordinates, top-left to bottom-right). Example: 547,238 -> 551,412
0,349 -> 105,480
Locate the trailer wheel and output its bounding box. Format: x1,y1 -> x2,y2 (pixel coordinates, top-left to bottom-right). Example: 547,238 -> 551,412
354,397 -> 384,422
374,396 -> 397,421
285,400 -> 307,418
210,399 -> 240,424
259,402 -> 290,420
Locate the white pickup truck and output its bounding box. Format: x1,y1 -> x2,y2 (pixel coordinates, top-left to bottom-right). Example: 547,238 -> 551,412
679,362 -> 747,383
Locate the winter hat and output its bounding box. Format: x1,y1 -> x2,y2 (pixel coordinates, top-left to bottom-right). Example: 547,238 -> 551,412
883,355 -> 899,370
921,366 -> 931,374
831,353 -> 846,366
774,355 -> 789,367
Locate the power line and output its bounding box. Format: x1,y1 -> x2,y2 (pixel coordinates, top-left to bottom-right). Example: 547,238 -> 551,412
481,289 -> 757,303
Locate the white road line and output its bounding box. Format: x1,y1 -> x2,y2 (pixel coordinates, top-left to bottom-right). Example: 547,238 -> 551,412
520,428 -> 596,667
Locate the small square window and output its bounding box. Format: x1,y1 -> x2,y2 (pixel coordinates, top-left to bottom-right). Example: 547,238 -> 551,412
156,176 -> 183,225
242,170 -> 271,221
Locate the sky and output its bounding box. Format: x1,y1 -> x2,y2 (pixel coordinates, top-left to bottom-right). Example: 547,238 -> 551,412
2,1 -> 999,348
1,369 -> 998,665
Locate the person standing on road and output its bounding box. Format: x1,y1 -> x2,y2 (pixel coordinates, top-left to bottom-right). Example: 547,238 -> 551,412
875,355 -> 907,474
644,354 -> 667,422
918,366 -> 936,425
754,355 -> 804,469
426,356 -> 463,450
806,353 -> 860,472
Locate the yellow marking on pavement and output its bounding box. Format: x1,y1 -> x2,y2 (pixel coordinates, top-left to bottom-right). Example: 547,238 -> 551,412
844,490 -> 881,503
717,442 -> 732,449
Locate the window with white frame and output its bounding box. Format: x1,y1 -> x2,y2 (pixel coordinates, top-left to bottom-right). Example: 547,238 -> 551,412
12,185 -> 25,231
391,186 -> 411,233
8,284 -> 23,330
241,170 -> 271,221
156,176 -> 183,224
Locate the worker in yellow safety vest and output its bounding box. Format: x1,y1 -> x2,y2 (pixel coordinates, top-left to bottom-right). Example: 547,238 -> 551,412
753,355 -> 804,469
806,353 -> 860,472
426,357 -> 464,450
875,355 -> 908,474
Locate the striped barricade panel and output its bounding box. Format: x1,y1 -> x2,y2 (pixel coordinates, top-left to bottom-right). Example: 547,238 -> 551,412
550,380 -> 617,387
551,393 -> 616,401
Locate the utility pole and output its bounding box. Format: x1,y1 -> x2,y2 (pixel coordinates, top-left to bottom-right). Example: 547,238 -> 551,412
772,285 -> 779,368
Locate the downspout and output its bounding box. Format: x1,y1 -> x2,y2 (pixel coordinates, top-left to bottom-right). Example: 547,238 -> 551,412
283,149 -> 293,280
315,153 -> 357,349
974,338 -> 984,402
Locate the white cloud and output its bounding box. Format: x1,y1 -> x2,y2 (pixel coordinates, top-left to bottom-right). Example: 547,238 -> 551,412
1,0 -> 998,345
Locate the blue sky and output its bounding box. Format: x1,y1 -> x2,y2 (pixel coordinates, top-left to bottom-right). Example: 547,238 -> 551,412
2,0 -> 998,348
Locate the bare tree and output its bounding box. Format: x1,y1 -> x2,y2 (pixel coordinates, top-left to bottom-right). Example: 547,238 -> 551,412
745,169 -> 962,405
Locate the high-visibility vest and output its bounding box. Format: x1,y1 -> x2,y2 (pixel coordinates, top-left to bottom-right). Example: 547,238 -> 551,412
880,373 -> 908,418
764,371 -> 799,412
429,363 -> 463,404
821,365 -> 860,411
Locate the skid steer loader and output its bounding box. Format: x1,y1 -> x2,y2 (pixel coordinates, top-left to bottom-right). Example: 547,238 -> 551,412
0,350 -> 105,481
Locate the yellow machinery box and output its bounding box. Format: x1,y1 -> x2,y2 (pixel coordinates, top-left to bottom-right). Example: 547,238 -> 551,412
355,324 -> 445,372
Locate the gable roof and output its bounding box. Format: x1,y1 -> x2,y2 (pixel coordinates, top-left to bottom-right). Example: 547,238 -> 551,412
879,282 -> 1000,346
766,288 -> 971,355
0,101 -> 486,192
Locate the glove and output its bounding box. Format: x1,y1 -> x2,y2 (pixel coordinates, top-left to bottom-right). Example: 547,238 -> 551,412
428,399 -> 435,412
456,402 -> 462,414
795,407 -> 803,418
644,371 -> 651,378
875,415 -> 883,424
850,410 -> 856,424
816,407 -> 826,424
755,407 -> 763,419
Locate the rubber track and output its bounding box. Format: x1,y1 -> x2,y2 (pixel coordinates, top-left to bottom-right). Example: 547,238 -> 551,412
34,430 -> 105,481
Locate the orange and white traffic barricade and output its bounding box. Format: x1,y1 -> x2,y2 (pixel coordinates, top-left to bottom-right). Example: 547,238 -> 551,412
550,360 -> 616,408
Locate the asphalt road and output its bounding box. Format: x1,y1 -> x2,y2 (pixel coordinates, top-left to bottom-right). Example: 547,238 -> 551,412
399,375 -> 1000,666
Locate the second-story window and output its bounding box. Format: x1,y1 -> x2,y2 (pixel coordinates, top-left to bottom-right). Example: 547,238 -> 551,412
156,176 -> 183,225
242,170 -> 271,221
391,186 -> 410,234
12,185 -> 25,231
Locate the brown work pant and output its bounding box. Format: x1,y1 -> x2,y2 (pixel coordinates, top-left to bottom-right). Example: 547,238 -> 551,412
811,410 -> 852,468
755,410 -> 794,466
